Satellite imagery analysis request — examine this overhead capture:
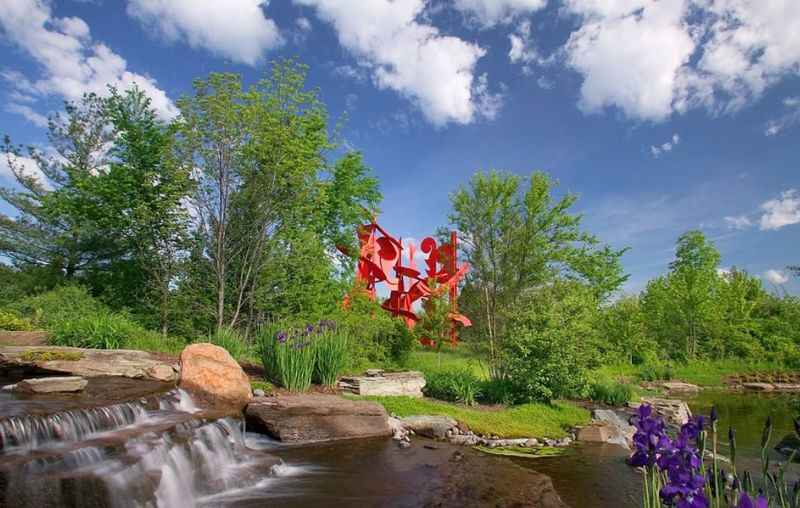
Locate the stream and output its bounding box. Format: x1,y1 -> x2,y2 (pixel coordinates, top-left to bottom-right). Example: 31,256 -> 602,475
1,377 -> 797,507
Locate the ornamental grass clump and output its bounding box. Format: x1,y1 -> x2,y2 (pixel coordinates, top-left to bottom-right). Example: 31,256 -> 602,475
258,320 -> 347,392
628,404 -> 800,508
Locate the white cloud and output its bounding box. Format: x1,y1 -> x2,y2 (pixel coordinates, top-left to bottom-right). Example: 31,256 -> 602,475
296,0 -> 498,126
0,0 -> 177,120
650,133 -> 681,157
508,20 -> 551,75
537,76 -> 554,90
724,215 -> 752,230
126,0 -> 282,66
332,64 -> 368,82
765,269 -> 789,285
5,103 -> 48,127
453,0 -> 547,27
760,189 -> 800,231
296,16 -> 312,32
0,152 -> 51,190
765,96 -> 800,136
562,0 -> 800,121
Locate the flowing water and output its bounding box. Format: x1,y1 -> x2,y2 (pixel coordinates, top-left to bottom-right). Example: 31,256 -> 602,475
2,375 -> 796,508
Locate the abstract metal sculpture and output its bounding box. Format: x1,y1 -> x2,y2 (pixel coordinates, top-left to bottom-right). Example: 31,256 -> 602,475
345,219 -> 471,346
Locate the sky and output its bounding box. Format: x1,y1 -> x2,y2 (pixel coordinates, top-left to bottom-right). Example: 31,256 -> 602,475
0,0 -> 798,295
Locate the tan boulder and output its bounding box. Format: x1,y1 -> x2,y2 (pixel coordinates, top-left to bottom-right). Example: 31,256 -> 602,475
15,376 -> 88,393
178,343 -> 251,412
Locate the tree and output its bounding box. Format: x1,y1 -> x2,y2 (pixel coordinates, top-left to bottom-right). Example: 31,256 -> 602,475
642,231 -> 721,359
599,295 -> 653,365
1,94 -> 113,279
447,170 -> 627,375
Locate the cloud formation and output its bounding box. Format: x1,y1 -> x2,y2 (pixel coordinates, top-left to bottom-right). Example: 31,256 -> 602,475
126,0 -> 282,66
0,0 -> 176,121
765,269 -> 789,285
295,0 -> 502,126
650,133 -> 681,158
760,189 -> 800,231
453,0 -> 547,27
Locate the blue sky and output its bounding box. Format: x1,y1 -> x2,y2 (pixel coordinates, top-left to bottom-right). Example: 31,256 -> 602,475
0,0 -> 798,294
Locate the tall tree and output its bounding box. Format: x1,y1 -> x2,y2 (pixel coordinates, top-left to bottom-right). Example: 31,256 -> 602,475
447,170 -> 628,375
1,94 -> 113,278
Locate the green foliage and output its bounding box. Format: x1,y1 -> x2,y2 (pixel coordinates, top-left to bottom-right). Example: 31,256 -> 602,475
499,281 -> 600,403
50,312 -> 140,349
314,329 -> 349,387
0,310 -> 34,331
423,368 -> 483,406
447,170 -> 627,377
332,287 -> 402,370
383,318 -> 417,367
598,296 -> 656,364
257,324 -> 316,392
207,326 -> 250,360
414,282 -> 453,351
588,379 -> 635,406
636,361 -> 675,382
365,395 -> 590,439
250,380 -> 274,395
8,285 -> 104,328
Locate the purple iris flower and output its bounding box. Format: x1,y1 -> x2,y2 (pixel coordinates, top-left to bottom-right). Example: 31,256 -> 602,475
276,331 -> 288,343
736,493 -> 768,508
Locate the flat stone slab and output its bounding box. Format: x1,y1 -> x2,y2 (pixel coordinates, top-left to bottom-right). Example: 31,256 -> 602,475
773,383 -> 800,392
660,381 -> 700,393
630,398 -> 692,426
245,394 -> 392,444
14,376 -> 88,393
339,371 -> 425,397
742,382 -> 775,392
0,346 -> 179,382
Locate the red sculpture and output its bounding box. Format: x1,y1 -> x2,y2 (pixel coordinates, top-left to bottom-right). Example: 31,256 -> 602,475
344,219 -> 471,347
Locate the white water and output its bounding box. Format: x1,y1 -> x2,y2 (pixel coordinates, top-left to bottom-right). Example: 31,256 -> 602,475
0,389 -> 287,508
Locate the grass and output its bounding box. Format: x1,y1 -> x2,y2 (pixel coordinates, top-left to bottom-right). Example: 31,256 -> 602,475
20,350 -> 83,362
406,348 -> 489,379
363,395 -> 589,439
250,380 -> 274,395
595,359 -> 793,388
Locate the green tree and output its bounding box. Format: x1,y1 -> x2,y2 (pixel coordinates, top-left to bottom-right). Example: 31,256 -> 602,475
599,295 -> 653,364
1,93 -> 113,279
447,170 -> 627,375
642,231 -> 721,359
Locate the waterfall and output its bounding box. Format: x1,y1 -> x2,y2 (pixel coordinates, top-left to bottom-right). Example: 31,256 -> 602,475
0,389 -> 283,508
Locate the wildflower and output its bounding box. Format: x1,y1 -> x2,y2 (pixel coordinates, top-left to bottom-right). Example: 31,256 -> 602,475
736,493 -> 768,508
276,331 -> 288,343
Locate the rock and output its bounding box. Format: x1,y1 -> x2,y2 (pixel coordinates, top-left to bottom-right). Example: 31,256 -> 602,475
398,440 -> 411,449
742,382 -> 775,392
557,437 -> 572,447
14,376 -> 88,393
661,381 -> 700,393
178,343 -> 251,411
448,434 -> 480,446
0,346 -> 179,382
524,438 -> 539,447
400,415 -> 457,439
773,384 -> 800,392
253,388 -> 266,397
630,398 -> 692,426
338,371 -> 426,397
1,384 -> 16,391
365,369 -> 384,377
245,394 -> 392,444
388,416 -> 410,441
586,409 -> 636,449
775,434 -> 800,460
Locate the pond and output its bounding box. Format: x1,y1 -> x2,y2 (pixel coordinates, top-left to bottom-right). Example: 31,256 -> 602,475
512,390 -> 799,508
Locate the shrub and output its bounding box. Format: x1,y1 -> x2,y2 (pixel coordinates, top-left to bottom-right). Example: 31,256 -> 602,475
380,318 -> 416,366
314,328 -> 349,387
588,379 -> 635,406
49,312 -> 139,349
499,282 -> 599,404
207,326 -> 250,360
637,361 -> 674,382
0,310 -> 34,331
8,285 -> 104,329
424,368 -> 482,406
479,377 -> 518,405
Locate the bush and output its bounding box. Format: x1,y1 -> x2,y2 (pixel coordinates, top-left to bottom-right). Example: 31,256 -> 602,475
0,310 -> 34,331
50,312 -> 139,349
314,328 -> 349,387
499,282 -> 599,404
479,377 -> 518,405
8,285 -> 104,329
381,318 -> 416,366
424,368 -> 482,406
207,326 -> 250,360
637,361 -> 674,382
588,379 -> 635,406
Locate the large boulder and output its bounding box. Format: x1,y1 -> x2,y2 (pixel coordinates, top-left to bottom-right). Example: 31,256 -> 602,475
400,415 -> 458,439
578,409 -> 635,449
15,376 -> 88,394
246,394 -> 392,444
660,381 -> 700,394
178,343 -> 251,412
0,346 -> 178,382
630,398 -> 692,426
